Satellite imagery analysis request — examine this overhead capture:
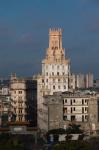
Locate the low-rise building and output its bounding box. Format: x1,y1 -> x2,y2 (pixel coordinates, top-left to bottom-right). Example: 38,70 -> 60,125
63,92 -> 89,122
39,93 -> 63,131
40,91 -> 99,133
0,95 -> 11,126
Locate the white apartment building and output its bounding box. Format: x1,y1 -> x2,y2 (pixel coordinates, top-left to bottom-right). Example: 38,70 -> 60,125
63,92 -> 89,122
85,73 -> 93,88
76,74 -> 85,89
70,73 -> 94,90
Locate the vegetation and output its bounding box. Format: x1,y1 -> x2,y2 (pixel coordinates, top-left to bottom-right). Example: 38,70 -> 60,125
52,141 -> 92,150
66,123 -> 83,134
0,133 -> 35,150
46,123 -> 85,142
47,123 -> 83,135
52,137 -> 99,150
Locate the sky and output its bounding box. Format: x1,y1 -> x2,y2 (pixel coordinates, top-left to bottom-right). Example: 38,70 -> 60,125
0,0 -> 99,78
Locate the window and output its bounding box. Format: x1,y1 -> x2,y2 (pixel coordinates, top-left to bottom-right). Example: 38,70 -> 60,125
46,79 -> 48,82
71,107 -> 72,113
64,85 -> 66,89
19,91 -> 22,94
85,107 -> 88,111
65,108 -> 67,112
63,116 -> 67,120
14,101 -> 16,104
71,115 -> 75,121
55,47 -> 58,49
85,99 -> 88,104
63,72 -> 65,75
19,109 -> 22,114
46,72 -> 48,76
85,115 -> 88,120
65,99 -> 67,103
57,72 -> 59,76
73,107 -> 75,111
52,72 -> 54,75
53,85 -> 55,89
82,99 -> 84,105
82,107 -> 84,113
64,107 -> 67,113
14,91 -> 16,94
73,99 -> 75,103
58,79 -> 60,82
71,100 -> 72,105
82,115 -> 84,122
42,79 -> 44,83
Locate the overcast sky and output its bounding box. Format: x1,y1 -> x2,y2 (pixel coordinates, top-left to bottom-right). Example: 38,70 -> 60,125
0,0 -> 99,78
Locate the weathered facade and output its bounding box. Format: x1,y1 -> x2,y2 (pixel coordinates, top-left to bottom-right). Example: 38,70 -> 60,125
63,92 -> 89,122
40,91 -> 99,133
40,93 -> 63,131
10,74 -> 37,126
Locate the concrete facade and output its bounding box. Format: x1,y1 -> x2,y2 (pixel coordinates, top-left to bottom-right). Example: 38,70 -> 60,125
40,93 -> 63,131
63,92 -> 89,122
69,73 -> 94,90
10,74 -> 27,122
10,74 -> 37,126
40,91 -> 99,133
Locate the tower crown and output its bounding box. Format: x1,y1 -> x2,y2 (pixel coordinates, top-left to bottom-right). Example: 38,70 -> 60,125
42,28 -> 70,64
49,28 -> 62,36
49,28 -> 62,50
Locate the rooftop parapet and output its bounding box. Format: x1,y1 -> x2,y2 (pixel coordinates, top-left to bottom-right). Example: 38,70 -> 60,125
49,28 -> 62,35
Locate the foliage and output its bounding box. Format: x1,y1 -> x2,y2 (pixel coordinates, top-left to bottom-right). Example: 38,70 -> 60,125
0,133 -> 35,150
47,124 -> 83,136
52,141 -> 92,150
66,123 -> 83,134
47,128 -> 66,135
65,134 -> 72,141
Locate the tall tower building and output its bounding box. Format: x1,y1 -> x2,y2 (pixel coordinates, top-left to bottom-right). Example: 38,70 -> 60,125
37,28 -> 70,128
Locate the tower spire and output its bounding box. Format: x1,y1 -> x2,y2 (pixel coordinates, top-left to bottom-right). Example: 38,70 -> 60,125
44,28 -> 66,63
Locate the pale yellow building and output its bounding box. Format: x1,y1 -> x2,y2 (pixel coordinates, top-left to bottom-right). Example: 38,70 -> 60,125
10,74 -> 27,122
